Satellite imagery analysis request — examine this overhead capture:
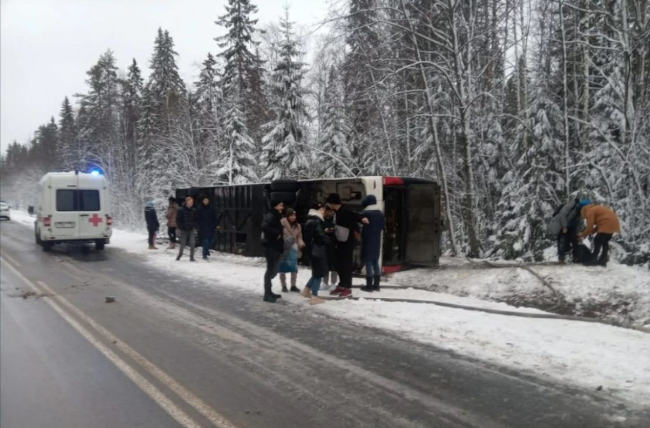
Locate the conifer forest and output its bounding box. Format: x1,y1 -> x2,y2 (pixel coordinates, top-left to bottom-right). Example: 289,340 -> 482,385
1,0 -> 648,262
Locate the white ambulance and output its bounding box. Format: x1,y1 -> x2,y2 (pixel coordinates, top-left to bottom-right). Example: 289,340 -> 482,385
34,171 -> 112,251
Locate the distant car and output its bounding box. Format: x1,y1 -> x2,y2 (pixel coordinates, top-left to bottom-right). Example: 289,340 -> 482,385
0,201 -> 10,220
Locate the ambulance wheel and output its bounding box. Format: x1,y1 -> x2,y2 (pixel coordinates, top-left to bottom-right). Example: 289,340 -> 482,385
270,179 -> 299,192
95,240 -> 105,251
42,242 -> 53,252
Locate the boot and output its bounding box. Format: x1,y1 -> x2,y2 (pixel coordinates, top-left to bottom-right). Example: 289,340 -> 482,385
263,294 -> 277,303
148,244 -> 155,250
301,286 -> 312,298
290,273 -> 300,292
373,275 -> 381,292
360,277 -> 373,292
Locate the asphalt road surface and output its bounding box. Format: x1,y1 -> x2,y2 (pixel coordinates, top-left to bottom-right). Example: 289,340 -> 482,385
1,219 -> 648,427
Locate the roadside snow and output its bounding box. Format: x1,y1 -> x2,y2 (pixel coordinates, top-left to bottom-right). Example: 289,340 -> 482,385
389,258 -> 650,328
8,210 -> 650,407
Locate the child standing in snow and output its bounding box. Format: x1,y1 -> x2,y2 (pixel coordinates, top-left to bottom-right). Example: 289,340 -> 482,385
278,208 -> 304,292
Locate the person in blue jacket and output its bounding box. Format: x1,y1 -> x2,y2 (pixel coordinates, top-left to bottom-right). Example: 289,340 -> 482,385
359,195 -> 385,292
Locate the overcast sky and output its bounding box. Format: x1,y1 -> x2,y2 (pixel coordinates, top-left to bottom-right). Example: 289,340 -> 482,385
1,0 -> 330,155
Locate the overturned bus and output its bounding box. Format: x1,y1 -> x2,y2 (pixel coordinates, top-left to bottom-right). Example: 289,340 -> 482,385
176,176 -> 442,273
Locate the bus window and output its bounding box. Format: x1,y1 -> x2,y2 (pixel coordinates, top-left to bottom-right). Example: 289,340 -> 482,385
405,184 -> 439,266
382,187 -> 404,266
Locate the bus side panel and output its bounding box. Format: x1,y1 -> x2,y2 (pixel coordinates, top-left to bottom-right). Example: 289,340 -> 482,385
211,184 -> 266,257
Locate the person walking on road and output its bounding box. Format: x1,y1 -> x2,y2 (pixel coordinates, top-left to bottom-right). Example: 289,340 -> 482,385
325,193 -> 369,298
278,208 -> 304,293
578,201 -> 621,267
197,195 -> 217,260
302,203 -> 330,301
176,195 -> 198,262
166,197 -> 178,249
261,196 -> 285,303
359,195 -> 384,292
547,199 -> 581,263
144,201 -> 160,250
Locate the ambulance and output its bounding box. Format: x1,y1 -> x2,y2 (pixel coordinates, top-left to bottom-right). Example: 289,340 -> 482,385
34,171 -> 112,251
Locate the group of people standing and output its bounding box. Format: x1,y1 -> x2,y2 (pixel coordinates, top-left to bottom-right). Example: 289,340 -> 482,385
144,195 -> 217,261
261,192 -> 385,304
549,199 -> 621,267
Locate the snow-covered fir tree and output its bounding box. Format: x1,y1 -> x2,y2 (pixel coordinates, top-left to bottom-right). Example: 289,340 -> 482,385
260,10 -> 309,180
318,66 -> 352,177
216,0 -> 269,144
57,97 -> 76,170
192,53 -> 227,184
217,92 -> 259,184
76,50 -> 121,172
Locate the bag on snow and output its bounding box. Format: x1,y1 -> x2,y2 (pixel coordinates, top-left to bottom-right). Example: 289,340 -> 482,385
546,207 -> 563,238
334,224 -> 350,242
574,244 -> 595,265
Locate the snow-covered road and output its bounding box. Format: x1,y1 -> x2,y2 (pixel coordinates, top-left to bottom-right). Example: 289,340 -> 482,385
10,210 -> 650,408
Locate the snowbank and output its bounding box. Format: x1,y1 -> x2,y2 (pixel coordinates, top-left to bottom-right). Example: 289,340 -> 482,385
389,258 -> 650,329
7,210 -> 650,407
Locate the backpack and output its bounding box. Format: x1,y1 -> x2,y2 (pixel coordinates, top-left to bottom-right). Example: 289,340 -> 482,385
574,244 -> 595,265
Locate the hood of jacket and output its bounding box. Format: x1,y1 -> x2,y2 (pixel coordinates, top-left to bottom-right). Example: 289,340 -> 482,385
307,209 -> 324,221
361,194 -> 377,208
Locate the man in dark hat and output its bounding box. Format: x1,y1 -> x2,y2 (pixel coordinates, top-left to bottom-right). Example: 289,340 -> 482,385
325,193 -> 369,297
261,194 -> 285,303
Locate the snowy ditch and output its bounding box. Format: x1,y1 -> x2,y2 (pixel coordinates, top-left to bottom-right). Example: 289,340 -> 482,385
7,210 -> 650,408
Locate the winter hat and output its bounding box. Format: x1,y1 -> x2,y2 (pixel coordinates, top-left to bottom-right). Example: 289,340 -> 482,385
578,199 -> 592,208
361,194 -> 377,208
325,193 -> 342,205
145,201 -> 154,208
270,193 -> 285,207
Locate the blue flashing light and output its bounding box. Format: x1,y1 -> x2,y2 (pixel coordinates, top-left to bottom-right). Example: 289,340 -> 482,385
90,170 -> 101,176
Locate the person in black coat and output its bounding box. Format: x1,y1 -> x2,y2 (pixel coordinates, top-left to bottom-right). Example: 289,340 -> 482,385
325,193 -> 369,297
302,203 -> 331,298
197,196 -> 217,260
359,195 -> 385,292
322,208 -> 338,289
261,195 -> 285,303
176,195 -> 197,261
144,201 -> 160,250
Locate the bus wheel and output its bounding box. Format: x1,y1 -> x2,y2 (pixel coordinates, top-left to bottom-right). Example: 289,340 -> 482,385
42,242 -> 53,252
95,240 -> 105,251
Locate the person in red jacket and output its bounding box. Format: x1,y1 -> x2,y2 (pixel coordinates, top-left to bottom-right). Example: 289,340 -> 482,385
578,201 -> 621,267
